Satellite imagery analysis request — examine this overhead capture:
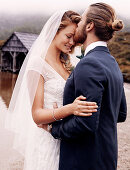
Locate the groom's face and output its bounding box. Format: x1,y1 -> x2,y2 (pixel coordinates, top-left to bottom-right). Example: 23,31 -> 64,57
74,11 -> 87,44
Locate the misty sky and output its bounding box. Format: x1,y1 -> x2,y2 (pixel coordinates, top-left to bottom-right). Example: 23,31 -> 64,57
0,0 -> 130,18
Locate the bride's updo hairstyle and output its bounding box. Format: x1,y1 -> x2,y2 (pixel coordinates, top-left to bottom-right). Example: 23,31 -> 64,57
86,3 -> 124,41
57,11 -> 81,73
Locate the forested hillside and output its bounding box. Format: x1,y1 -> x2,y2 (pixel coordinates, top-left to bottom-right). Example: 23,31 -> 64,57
0,13 -> 130,82
0,13 -> 48,40
0,13 -> 130,40
108,32 -> 130,82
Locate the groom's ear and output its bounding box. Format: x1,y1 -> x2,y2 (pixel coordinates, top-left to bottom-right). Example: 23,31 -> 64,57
86,22 -> 94,32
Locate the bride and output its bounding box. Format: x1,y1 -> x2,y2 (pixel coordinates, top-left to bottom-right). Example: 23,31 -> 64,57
5,10 -> 98,170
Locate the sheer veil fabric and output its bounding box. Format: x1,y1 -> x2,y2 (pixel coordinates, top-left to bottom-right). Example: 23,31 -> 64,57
5,10 -> 67,157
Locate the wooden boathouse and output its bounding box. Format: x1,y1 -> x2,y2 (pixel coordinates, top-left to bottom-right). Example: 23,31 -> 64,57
0,32 -> 38,73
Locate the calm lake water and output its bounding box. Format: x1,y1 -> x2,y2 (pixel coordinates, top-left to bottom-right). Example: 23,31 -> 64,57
0,71 -> 18,107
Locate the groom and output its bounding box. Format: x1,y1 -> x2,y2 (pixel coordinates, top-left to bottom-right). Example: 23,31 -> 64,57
51,3 -> 127,170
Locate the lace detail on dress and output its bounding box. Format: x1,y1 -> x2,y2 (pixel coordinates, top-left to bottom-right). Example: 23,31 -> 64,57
24,60 -> 66,170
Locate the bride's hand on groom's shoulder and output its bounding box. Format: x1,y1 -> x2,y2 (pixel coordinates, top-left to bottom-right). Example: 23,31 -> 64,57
72,96 -> 98,117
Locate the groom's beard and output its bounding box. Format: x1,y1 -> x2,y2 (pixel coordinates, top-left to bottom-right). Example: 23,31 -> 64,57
74,24 -> 87,44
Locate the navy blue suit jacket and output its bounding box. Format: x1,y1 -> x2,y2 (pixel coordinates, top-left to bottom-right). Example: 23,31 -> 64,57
51,46 -> 127,170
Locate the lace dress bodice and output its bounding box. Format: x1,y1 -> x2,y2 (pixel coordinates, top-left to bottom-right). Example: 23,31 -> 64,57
24,60 -> 66,170
43,60 -> 66,109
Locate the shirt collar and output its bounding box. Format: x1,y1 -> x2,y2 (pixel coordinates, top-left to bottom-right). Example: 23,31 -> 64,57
84,41 -> 107,56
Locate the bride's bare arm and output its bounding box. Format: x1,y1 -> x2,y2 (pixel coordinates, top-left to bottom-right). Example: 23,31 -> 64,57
32,75 -> 98,125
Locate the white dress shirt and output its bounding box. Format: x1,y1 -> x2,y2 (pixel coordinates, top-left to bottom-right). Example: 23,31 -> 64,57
84,41 -> 107,56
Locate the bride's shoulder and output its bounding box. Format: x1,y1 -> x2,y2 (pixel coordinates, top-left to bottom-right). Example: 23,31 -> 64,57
40,58 -> 55,80
28,57 -> 53,80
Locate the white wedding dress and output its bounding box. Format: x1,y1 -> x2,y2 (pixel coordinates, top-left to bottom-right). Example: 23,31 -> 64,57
23,60 -> 66,170
4,11 -> 79,170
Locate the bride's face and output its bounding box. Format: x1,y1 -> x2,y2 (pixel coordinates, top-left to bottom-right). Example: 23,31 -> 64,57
54,23 -> 77,53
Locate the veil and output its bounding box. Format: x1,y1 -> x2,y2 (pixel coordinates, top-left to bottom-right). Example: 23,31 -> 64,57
4,10 -> 67,156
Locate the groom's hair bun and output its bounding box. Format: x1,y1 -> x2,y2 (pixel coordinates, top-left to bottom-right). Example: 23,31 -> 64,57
86,3 -> 124,41
112,19 -> 124,31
